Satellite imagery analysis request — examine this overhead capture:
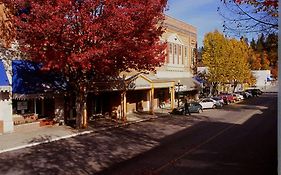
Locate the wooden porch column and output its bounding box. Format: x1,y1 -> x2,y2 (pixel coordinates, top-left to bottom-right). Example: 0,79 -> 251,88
34,99 -> 37,114
149,85 -> 155,114
82,89 -> 88,128
170,85 -> 175,109
82,102 -> 87,128
121,91 -> 127,121
41,99 -> 45,116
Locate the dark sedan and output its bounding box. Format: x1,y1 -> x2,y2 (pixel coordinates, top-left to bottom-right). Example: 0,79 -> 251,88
245,88 -> 263,97
170,102 -> 203,115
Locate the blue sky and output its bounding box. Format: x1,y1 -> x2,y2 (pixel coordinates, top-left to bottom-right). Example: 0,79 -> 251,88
165,0 -> 224,47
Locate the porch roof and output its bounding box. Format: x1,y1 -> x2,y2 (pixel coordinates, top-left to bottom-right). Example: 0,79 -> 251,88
158,77 -> 201,91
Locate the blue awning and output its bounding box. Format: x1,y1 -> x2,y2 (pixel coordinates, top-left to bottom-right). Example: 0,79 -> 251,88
12,60 -> 67,94
0,59 -> 9,86
193,76 -> 205,84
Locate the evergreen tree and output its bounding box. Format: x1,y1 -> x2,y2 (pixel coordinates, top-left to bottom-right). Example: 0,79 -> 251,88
250,38 -> 256,51
256,33 -> 265,53
248,33 -> 278,77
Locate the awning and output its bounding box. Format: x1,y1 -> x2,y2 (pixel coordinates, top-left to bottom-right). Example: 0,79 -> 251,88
158,77 -> 200,92
12,60 -> 67,95
0,59 -> 9,86
0,59 -> 11,92
124,72 -> 200,91
13,92 -> 61,100
125,73 -> 174,90
194,76 -> 205,84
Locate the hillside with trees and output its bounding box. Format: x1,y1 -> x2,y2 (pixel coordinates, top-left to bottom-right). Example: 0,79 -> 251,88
248,33 -> 278,77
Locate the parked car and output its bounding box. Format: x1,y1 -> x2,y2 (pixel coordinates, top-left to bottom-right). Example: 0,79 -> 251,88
199,98 -> 218,109
170,102 -> 203,115
232,93 -> 244,101
245,88 -> 263,97
219,93 -> 235,104
244,91 -> 253,98
211,96 -> 224,106
237,91 -> 252,99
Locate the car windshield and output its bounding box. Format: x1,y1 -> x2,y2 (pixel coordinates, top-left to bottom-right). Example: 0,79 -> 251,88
191,102 -> 199,106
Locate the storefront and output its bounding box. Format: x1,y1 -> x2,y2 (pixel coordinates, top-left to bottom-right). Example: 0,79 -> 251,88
85,72 -> 175,121
12,60 -> 67,125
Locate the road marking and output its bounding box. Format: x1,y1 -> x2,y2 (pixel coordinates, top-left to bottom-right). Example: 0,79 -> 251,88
153,115 -> 254,173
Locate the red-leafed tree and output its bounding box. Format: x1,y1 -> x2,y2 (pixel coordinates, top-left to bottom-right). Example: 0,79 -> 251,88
0,3 -> 15,48
219,0 -> 278,35
3,0 -> 167,128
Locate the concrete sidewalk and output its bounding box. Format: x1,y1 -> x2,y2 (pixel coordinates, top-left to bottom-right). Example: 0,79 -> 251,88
0,109 -> 170,154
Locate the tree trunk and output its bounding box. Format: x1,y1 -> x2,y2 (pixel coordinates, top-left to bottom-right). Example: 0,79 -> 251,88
210,82 -> 218,96
233,81 -> 238,93
75,87 -> 88,129
209,85 -> 213,97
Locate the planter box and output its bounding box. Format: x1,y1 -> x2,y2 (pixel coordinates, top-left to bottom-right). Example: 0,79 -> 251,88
39,119 -> 55,127
13,114 -> 38,125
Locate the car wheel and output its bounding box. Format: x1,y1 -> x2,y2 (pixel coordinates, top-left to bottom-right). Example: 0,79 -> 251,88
212,105 -> 216,109
198,108 -> 203,113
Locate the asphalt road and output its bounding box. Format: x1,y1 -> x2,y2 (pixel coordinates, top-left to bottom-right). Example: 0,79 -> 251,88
99,93 -> 277,175
0,92 -> 277,175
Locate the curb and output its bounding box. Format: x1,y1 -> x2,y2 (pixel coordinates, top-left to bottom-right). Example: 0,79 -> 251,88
0,116 -> 158,154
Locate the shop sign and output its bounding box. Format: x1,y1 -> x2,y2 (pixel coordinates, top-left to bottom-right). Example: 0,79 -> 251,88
17,101 -> 28,110
175,85 -> 187,92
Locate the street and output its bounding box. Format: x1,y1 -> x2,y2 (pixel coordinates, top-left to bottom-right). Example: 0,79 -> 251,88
0,92 -> 277,175
99,92 -> 277,175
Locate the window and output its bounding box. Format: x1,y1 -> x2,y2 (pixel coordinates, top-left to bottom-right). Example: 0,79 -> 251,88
169,43 -> 172,53
179,45 -> 181,55
191,48 -> 194,65
174,45 -> 177,55
185,47 -> 187,57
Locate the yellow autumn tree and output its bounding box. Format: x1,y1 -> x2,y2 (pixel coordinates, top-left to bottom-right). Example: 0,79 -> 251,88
248,48 -> 262,70
260,51 -> 270,70
227,38 -> 253,91
202,30 -> 230,94
203,30 -> 254,94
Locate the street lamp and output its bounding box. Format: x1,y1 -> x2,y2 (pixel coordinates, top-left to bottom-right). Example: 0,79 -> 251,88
176,80 -> 183,107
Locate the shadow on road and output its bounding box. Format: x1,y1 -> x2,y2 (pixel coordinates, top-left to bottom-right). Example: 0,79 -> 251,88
0,94 -> 277,175
97,94 -> 277,175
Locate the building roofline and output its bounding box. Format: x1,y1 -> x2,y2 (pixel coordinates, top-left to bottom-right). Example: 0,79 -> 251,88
164,14 -> 197,31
